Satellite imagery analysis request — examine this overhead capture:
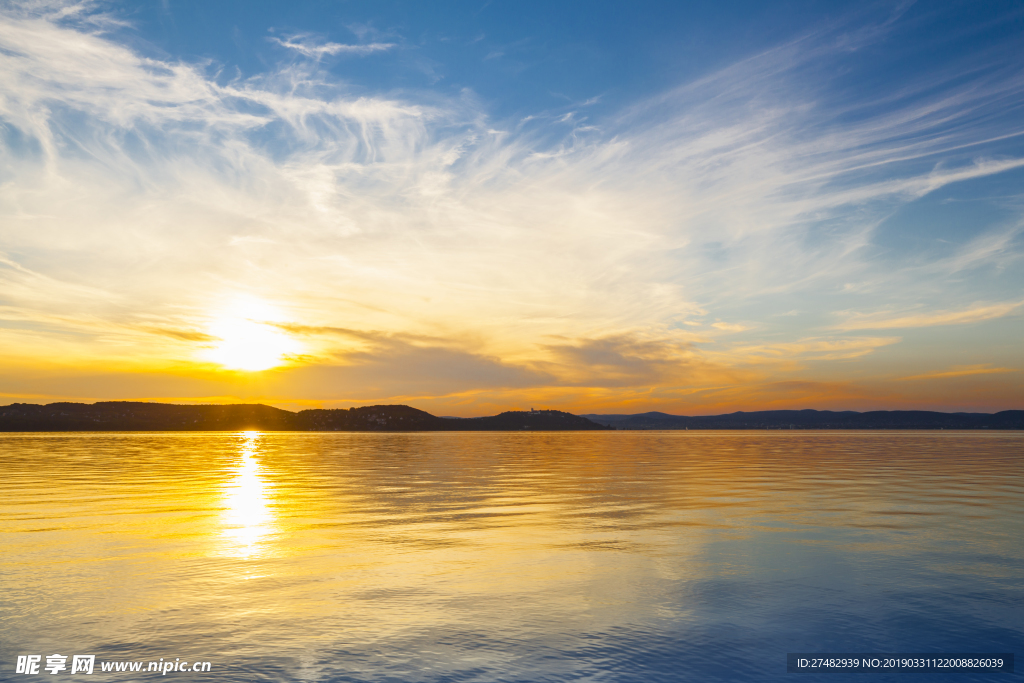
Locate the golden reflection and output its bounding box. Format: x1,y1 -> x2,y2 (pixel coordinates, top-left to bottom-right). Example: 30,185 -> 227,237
221,431 -> 275,558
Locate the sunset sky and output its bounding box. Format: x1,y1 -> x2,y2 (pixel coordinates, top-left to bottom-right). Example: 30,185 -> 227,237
1,0 -> 1022,416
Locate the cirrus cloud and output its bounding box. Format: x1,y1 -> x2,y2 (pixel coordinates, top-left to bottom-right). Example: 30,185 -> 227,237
270,35 -> 396,58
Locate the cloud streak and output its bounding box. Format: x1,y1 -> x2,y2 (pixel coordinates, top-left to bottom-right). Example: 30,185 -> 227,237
836,301 -> 1024,330
270,35 -> 396,58
900,365 -> 1019,381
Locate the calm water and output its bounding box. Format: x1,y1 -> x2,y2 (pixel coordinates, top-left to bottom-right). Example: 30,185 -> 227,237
1,431 -> 1021,682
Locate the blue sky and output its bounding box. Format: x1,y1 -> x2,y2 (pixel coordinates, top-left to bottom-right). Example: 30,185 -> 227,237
0,0 -> 1022,414
130,0 -> 860,116
125,1 -> 1021,113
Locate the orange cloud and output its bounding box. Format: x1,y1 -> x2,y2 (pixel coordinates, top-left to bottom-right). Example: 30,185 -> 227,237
900,365 -> 1020,381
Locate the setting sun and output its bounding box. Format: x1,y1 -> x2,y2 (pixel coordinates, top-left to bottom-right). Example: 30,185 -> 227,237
203,298 -> 302,371
207,318 -> 301,371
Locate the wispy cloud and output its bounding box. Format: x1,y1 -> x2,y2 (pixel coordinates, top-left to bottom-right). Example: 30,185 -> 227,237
711,322 -> 749,332
270,35 -> 396,58
144,327 -> 220,343
836,301 -> 1024,330
723,337 -> 902,362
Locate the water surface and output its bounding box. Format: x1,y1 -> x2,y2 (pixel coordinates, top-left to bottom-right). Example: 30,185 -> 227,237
1,431 -> 1021,681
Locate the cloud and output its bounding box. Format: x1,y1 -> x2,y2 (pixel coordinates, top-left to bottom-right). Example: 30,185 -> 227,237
270,35 -> 396,58
836,301 -> 1024,330
262,323 -> 554,396
540,334 -> 699,387
725,337 -> 902,362
0,2 -> 1022,410
276,347 -> 550,399
711,322 -> 749,332
144,327 -> 220,343
900,365 -> 1019,381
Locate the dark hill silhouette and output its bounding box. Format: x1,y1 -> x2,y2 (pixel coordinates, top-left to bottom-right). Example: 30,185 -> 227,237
0,402 -> 610,432
1,402 -> 1020,431
456,409 -> 604,431
296,407 -> 605,431
0,401 -> 296,431
582,409 -> 1024,430
297,405 -> 448,431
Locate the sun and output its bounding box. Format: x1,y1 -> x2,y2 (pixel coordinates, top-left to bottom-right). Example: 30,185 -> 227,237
204,299 -> 302,371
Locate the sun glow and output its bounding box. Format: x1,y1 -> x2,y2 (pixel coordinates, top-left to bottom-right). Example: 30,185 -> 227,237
205,298 -> 302,371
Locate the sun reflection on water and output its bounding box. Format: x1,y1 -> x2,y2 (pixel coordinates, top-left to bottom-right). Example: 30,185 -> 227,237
221,431 -> 274,558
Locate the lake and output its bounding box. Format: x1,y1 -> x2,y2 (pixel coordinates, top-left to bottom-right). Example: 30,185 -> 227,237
1,431 -> 1021,682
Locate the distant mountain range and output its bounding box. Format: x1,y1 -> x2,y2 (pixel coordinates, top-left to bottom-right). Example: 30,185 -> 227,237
582,409 -> 1024,430
0,402 -> 1020,431
0,402 -> 609,432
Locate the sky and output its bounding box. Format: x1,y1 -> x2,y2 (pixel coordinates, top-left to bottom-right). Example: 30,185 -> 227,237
0,0 -> 1022,416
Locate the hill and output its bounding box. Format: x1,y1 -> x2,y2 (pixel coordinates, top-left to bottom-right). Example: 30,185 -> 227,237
0,402 -> 610,432
581,409 -> 1024,430
2,403 -> 1020,432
